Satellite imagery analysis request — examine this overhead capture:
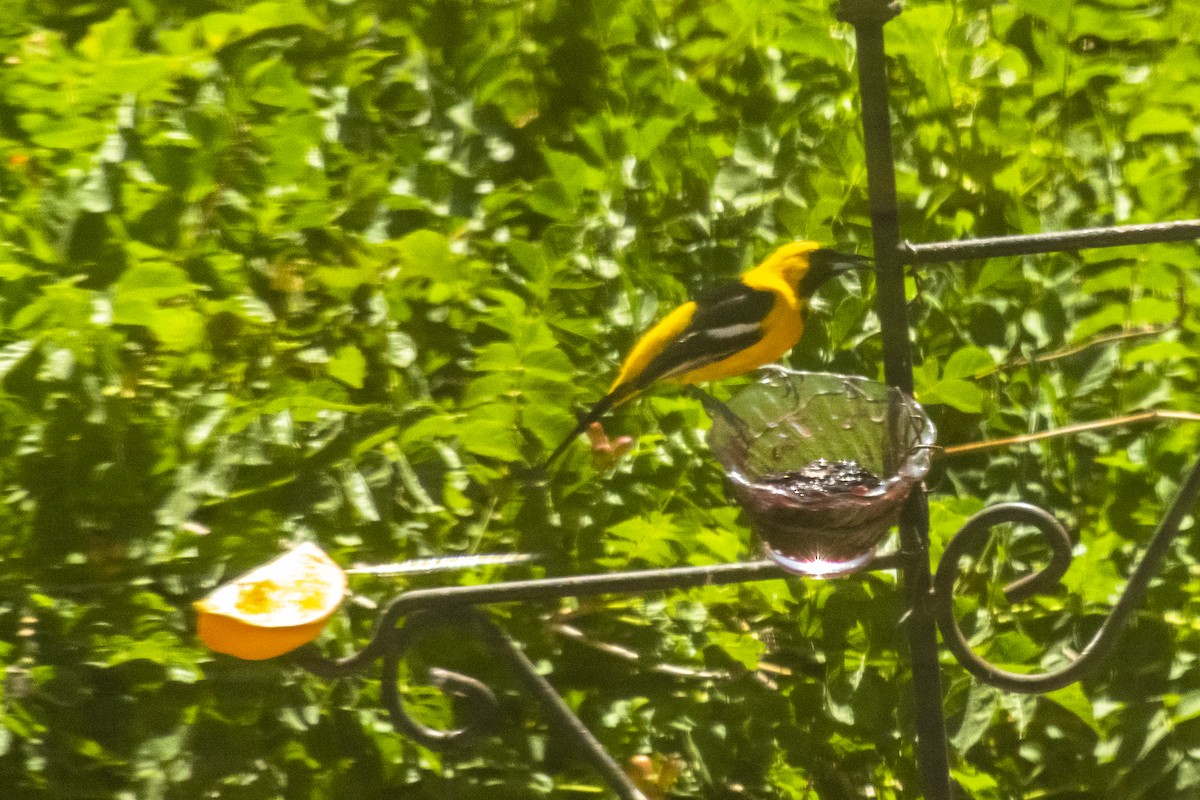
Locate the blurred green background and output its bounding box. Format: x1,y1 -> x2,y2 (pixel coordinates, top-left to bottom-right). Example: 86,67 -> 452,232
1,0 -> 1199,797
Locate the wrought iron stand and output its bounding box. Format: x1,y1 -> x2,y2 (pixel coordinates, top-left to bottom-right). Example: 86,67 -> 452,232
299,2 -> 1200,797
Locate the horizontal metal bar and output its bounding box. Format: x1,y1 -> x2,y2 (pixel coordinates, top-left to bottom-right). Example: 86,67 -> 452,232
380,552 -> 902,625
299,553 -> 904,678
900,219 -> 1200,265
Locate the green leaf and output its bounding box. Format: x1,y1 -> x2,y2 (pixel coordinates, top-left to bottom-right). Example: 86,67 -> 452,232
341,464 -> 380,521
707,630 -> 766,671
921,377 -> 985,413
0,262 -> 34,281
1127,107 -> 1195,140
194,1 -> 323,50
543,149 -> 600,196
0,340 -> 36,380
115,262 -> 192,294
526,178 -> 575,220
984,631 -> 1042,668
951,684 -> 999,753
456,412 -> 523,461
943,346 -> 995,380
1173,690 -> 1200,725
1061,530 -> 1124,606
1122,340 -> 1194,367
1044,684 -> 1100,734
327,346 -> 367,388
394,230 -> 456,282
604,513 -> 680,567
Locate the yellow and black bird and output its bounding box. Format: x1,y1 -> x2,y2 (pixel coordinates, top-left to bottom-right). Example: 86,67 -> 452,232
544,241 -> 868,467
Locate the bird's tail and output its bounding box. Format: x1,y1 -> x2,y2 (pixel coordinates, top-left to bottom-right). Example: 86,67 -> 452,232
541,384 -> 639,470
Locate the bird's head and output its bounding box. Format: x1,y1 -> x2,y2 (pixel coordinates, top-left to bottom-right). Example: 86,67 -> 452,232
761,241 -> 871,298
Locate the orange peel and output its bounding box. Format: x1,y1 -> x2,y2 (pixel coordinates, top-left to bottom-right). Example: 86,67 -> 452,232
195,542 -> 347,660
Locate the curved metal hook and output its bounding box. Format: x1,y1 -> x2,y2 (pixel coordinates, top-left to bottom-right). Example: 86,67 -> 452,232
291,620 -> 393,680
379,609 -> 500,751
292,609 -> 500,750
937,503 -> 1074,605
295,604 -> 650,798
935,455 -> 1200,693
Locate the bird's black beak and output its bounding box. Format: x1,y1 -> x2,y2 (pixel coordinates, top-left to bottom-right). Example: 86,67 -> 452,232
800,249 -> 872,295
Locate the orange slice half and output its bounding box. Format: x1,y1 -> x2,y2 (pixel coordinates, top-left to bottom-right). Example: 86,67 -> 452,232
195,542 -> 347,660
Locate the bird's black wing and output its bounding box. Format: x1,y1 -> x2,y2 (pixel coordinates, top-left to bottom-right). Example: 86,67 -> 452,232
631,281 -> 774,389
541,282 -> 774,469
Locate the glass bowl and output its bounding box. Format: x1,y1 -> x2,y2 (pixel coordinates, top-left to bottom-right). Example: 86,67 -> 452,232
703,368 -> 936,577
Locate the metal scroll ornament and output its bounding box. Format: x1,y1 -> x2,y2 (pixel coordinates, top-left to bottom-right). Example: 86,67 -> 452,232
704,368 -> 936,576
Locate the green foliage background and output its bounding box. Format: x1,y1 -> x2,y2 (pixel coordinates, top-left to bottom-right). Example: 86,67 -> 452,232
0,0 -> 1199,797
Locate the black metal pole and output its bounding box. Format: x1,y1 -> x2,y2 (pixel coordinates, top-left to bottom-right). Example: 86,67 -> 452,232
838,2 -> 955,798
472,613 -> 651,800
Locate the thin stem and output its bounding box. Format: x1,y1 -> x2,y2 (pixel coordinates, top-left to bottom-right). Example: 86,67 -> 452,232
940,410 -> 1200,457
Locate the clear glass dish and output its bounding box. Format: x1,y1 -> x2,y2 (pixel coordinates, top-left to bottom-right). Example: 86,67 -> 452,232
704,368 -> 936,577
